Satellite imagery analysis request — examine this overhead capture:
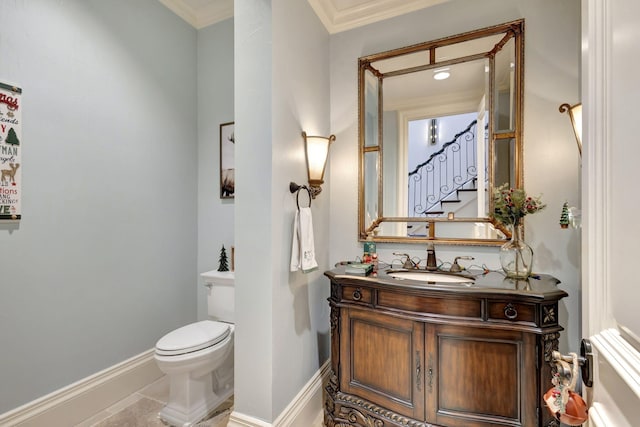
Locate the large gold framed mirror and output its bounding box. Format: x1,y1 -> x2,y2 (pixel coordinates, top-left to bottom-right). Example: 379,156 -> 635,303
358,20 -> 524,245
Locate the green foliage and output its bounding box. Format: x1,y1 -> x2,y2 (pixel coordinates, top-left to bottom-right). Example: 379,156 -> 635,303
491,183 -> 546,227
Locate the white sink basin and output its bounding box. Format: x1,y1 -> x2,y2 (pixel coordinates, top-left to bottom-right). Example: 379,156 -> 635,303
201,270 -> 235,286
387,271 -> 474,284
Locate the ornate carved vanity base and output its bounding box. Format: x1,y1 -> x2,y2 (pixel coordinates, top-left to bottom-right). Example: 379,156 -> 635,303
324,269 -> 567,427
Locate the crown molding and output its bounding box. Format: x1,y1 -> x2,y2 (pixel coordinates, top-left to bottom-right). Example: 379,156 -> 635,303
308,0 -> 451,34
196,0 -> 234,28
158,0 -> 233,29
159,0 -> 449,32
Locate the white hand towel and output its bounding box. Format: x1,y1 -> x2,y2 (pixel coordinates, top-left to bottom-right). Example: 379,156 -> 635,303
290,207 -> 318,273
290,210 -> 301,271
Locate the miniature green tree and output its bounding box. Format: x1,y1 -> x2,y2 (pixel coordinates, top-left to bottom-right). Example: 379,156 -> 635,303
559,202 -> 570,229
217,245 -> 229,272
5,128 -> 19,146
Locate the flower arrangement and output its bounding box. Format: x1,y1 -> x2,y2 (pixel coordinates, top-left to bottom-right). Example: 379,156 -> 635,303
492,184 -> 546,227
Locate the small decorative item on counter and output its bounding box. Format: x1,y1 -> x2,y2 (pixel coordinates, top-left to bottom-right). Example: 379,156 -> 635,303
491,184 -> 546,279
371,253 -> 379,272
217,245 -> 229,272
344,263 -> 374,276
559,202 -> 570,229
363,233 -> 376,264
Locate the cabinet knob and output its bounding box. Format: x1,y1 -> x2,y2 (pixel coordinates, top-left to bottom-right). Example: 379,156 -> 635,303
352,288 -> 362,301
504,303 -> 518,320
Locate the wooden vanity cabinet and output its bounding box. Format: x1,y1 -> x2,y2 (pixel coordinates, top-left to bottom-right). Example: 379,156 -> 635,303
325,270 -> 567,427
340,308 -> 425,420
426,323 -> 537,426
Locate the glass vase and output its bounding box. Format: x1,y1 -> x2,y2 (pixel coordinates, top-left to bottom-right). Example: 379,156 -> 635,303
500,223 -> 533,279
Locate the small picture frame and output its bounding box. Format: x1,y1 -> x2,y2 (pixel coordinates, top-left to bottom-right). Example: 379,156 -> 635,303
220,122 -> 235,199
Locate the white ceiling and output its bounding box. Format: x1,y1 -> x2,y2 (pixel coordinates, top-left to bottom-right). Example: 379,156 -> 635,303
158,0 -> 450,32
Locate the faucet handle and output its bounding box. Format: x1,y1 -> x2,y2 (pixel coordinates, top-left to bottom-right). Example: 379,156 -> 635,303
393,252 -> 417,269
450,256 -> 474,273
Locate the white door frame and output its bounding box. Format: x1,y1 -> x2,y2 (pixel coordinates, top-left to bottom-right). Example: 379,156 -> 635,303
583,0 -> 640,425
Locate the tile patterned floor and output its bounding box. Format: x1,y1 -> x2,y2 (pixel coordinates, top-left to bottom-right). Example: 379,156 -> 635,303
75,376 -> 233,427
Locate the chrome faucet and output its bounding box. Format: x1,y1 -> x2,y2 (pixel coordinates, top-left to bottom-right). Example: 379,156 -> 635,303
393,253 -> 419,269
425,243 -> 438,271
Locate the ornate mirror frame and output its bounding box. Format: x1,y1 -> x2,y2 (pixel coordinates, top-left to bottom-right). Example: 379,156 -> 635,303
358,20 -> 524,245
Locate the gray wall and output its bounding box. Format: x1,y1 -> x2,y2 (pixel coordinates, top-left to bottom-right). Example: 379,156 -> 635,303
197,19 -> 235,320
0,0 -> 198,413
234,0 -> 274,420
329,0 -> 582,354
234,0 -> 331,421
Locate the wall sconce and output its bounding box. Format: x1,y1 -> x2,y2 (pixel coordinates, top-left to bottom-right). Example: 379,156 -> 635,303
428,118 -> 438,145
290,131 -> 336,199
559,103 -> 583,157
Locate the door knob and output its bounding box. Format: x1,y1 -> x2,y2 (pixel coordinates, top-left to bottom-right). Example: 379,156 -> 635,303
580,338 -> 593,387
551,338 -> 593,388
545,343 -> 592,426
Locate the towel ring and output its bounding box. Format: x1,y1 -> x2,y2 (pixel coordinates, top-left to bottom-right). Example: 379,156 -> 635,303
289,182 -> 312,209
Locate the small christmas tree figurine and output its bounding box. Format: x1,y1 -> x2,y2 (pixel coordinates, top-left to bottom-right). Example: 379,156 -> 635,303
560,202 -> 570,229
217,245 -> 229,272
5,128 -> 20,146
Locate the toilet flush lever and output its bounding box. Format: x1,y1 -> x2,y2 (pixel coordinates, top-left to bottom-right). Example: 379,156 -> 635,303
204,283 -> 213,289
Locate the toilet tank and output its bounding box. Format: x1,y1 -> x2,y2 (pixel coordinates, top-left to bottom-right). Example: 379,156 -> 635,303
201,270 -> 234,323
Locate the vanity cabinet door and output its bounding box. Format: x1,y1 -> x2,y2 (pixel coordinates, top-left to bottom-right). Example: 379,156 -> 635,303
425,324 -> 537,427
340,307 -> 425,420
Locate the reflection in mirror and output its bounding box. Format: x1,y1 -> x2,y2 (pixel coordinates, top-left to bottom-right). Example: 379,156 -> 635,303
358,20 -> 524,245
494,37 -> 516,132
495,138 -> 516,190
364,70 -> 379,147
406,112 -> 486,217
363,151 -> 378,229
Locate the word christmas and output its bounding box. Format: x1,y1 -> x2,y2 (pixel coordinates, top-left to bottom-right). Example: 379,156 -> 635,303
0,93 -> 19,110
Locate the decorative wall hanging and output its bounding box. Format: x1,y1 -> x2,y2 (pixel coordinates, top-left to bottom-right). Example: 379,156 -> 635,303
219,121 -> 235,199
0,81 -> 22,220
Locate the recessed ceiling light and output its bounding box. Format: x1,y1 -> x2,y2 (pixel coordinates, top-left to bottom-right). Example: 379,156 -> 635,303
433,68 -> 450,80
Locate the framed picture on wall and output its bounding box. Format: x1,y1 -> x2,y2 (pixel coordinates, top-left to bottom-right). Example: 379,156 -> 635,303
220,121 -> 235,199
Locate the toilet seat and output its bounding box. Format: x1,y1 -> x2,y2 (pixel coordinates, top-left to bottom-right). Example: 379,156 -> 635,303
155,320 -> 231,357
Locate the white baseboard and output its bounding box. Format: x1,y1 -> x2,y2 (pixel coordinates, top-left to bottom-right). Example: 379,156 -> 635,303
227,413 -> 273,427
228,360 -> 329,427
0,349 -> 163,427
0,353 -> 328,427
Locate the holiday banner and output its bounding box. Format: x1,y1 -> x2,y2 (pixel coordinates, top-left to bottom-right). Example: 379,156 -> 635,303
0,81 -> 21,220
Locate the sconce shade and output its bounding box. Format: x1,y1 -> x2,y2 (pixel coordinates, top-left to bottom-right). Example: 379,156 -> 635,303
302,132 -> 336,198
559,103 -> 582,156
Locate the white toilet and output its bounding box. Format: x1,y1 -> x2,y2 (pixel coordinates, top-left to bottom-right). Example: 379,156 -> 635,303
154,270 -> 235,427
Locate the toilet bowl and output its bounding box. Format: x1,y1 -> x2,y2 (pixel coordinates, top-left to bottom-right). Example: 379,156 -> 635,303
154,271 -> 235,427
